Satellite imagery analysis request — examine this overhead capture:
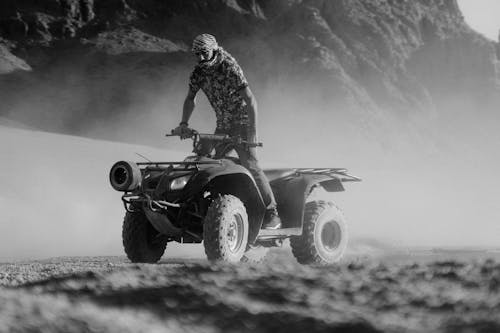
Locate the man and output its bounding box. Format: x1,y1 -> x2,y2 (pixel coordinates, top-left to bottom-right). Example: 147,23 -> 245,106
172,33 -> 281,230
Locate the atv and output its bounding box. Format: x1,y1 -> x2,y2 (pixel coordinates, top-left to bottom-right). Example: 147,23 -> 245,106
109,129 -> 360,265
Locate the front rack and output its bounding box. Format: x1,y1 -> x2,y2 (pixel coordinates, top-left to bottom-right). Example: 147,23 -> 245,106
137,160 -> 222,171
136,161 -> 222,166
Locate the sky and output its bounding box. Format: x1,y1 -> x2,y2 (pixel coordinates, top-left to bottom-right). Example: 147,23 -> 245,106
458,0 -> 500,40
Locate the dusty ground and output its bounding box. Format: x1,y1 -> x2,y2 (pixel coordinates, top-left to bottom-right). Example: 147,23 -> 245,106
1,252 -> 499,333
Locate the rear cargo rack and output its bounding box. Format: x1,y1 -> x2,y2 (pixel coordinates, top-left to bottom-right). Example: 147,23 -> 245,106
295,168 -> 361,182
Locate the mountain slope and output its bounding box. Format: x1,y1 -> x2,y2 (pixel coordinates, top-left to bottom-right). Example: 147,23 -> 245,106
0,0 -> 498,140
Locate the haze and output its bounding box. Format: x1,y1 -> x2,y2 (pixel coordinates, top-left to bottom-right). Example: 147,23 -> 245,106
1,1 -> 500,260
2,78 -> 499,261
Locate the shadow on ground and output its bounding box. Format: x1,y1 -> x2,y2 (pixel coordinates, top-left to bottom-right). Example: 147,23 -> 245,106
0,254 -> 499,333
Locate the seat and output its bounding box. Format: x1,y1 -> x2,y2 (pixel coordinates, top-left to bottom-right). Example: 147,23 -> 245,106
264,168 -> 296,182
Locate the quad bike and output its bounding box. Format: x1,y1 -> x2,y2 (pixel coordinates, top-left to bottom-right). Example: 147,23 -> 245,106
109,129 -> 361,265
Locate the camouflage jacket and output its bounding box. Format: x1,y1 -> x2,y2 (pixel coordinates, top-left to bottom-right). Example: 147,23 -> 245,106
189,48 -> 250,133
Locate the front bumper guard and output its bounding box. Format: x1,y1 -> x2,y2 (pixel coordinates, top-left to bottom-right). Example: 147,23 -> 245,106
122,193 -> 180,213
122,193 -> 183,236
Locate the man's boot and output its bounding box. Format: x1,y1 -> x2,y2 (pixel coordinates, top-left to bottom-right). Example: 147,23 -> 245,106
263,208 -> 281,230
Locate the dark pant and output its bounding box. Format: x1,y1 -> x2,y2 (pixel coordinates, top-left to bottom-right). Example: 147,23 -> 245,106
212,127 -> 277,210
232,145 -> 277,210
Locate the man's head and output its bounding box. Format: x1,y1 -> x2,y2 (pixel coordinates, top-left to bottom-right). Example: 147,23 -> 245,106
191,34 -> 219,64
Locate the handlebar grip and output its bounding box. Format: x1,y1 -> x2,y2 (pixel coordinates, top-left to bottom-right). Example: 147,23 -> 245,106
166,128 -> 198,137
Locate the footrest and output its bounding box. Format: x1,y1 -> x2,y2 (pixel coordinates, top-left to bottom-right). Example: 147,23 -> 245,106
257,227 -> 302,239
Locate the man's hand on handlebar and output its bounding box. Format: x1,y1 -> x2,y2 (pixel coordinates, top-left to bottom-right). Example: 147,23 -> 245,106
246,131 -> 257,145
171,123 -> 194,139
167,127 -> 263,148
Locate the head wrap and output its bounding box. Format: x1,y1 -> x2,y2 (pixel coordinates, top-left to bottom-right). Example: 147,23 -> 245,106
191,34 -> 219,54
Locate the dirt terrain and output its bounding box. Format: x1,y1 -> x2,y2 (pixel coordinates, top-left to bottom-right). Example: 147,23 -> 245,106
1,253 -> 499,333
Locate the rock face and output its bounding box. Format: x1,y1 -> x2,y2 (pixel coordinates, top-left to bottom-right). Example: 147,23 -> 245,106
0,40 -> 31,74
0,0 -> 498,138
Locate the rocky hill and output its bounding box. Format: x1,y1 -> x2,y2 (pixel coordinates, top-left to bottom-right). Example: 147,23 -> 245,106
0,0 -> 499,142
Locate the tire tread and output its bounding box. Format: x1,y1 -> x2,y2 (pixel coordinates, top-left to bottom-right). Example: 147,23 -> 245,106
203,194 -> 248,262
290,201 -> 346,265
122,211 -> 167,263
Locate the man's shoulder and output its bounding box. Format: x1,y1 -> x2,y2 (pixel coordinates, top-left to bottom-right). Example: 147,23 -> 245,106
219,48 -> 241,69
190,65 -> 204,78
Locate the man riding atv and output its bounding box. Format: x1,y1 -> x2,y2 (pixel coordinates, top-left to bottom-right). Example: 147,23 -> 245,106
172,33 -> 281,230
108,34 -> 360,265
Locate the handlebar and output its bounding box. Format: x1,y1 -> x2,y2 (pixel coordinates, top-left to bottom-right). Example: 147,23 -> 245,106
166,129 -> 263,147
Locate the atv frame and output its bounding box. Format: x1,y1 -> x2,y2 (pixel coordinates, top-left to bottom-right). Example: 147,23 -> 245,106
110,130 -> 360,264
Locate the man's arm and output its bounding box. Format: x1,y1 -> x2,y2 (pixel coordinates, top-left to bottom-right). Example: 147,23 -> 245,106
182,88 -> 197,124
238,86 -> 258,143
172,89 -> 197,138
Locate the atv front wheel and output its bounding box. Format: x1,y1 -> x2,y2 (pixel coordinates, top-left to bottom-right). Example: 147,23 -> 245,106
203,195 -> 249,262
122,211 -> 167,263
291,201 -> 347,265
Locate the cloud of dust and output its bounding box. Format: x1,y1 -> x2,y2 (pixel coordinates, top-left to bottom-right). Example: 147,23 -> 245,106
255,84 -> 500,248
86,64 -> 500,249
0,126 -> 205,261
2,43 -> 500,261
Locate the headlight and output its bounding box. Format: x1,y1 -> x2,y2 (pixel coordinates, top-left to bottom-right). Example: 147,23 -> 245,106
170,175 -> 192,191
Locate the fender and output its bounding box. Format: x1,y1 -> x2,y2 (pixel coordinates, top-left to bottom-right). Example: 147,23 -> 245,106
271,174 -> 344,229
183,159 -> 266,244
181,159 -> 261,201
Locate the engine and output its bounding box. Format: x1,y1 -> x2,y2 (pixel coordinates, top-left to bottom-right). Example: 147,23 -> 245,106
109,161 -> 142,192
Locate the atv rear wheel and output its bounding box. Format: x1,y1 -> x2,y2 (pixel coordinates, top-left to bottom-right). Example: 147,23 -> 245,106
203,195 -> 249,262
122,211 -> 167,263
291,201 -> 347,265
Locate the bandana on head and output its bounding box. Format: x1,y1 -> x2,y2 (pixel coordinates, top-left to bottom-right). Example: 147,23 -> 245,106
191,34 -> 219,54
